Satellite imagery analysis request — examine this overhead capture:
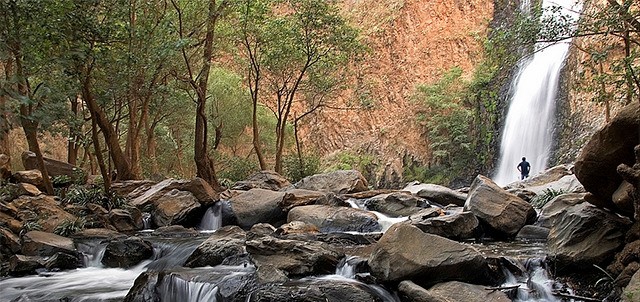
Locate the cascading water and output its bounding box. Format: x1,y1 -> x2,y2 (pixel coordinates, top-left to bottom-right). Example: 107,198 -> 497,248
493,0 -> 581,186
199,203 -> 222,231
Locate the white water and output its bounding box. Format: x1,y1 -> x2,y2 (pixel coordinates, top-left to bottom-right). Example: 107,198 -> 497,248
199,203 -> 222,231
493,0 -> 581,186
502,258 -> 564,302
346,198 -> 408,233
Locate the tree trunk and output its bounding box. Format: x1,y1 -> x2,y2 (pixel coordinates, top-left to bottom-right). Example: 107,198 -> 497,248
67,95 -> 80,165
81,76 -> 136,181
252,95 -> 266,169
90,111 -> 110,193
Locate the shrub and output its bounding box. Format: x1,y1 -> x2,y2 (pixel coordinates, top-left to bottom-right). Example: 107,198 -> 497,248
217,155 -> 259,182
62,185 -> 128,211
530,188 -> 566,209
54,217 -> 86,237
283,154 -> 320,183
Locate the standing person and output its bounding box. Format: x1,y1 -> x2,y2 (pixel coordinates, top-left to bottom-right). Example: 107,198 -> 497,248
517,157 -> 530,180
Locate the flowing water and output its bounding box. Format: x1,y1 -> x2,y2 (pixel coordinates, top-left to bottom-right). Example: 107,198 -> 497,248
199,203 -> 222,231
493,0 -> 582,186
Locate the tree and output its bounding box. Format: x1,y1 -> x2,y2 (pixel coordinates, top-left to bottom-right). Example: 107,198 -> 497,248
170,0 -> 230,191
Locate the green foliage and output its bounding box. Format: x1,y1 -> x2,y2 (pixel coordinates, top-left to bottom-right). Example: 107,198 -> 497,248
283,154 -> 320,182
51,175 -> 72,187
530,188 -> 566,209
217,154 -> 260,182
54,217 -> 86,237
62,186 -> 128,211
402,163 -> 450,186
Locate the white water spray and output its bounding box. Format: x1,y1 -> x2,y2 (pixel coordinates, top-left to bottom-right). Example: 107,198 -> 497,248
493,0 -> 581,186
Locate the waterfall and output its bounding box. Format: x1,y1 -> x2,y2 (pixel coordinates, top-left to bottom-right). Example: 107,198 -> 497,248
493,0 -> 581,186
502,258 -> 566,302
199,203 -> 222,231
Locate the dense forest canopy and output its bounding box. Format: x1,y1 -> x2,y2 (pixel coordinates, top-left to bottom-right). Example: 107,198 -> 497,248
0,0 -> 638,190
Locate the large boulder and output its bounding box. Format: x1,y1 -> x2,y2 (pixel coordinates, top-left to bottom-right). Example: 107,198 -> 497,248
248,279 -> 395,302
398,280 -> 510,302
535,193 -> 586,228
101,236 -> 153,268
407,208 -> 479,240
278,189 -> 332,211
403,182 -> 467,206
548,202 -> 630,270
111,180 -> 157,198
9,254 -> 45,276
0,227 -> 21,254
152,189 -> 202,227
291,170 -> 368,194
363,192 -> 429,217
21,151 -> 83,180
623,269 -> 640,302
463,175 -> 536,238
575,101 -> 640,212
21,231 -> 76,257
246,235 -> 343,277
228,188 -> 290,229
368,224 -> 492,286
185,226 -> 247,267
12,170 -> 43,188
109,208 -> 144,232
287,205 -> 381,233
232,170 -> 291,191
10,195 -> 76,232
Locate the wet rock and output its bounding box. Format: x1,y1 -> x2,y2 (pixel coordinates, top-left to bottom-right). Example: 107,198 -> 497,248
255,264 -> 289,284
109,209 -> 143,232
364,192 -> 429,217
516,225 -> 550,241
101,236 -> 153,268
536,193 -> 586,228
129,178 -> 187,208
180,178 -> 219,206
185,226 -> 246,267
404,182 -> 467,206
249,278 -> 392,302
548,203 -> 630,270
152,189 -> 202,227
278,189 -> 331,211
575,101 -> 640,213
464,175 -> 536,238
247,223 -> 277,240
21,231 -> 76,257
111,180 -> 157,199
232,170 -> 291,191
9,254 -> 44,276
125,266 -> 258,302
398,280 -> 510,302
291,170 -> 368,194
228,189 -> 289,229
407,209 -> 479,240
275,221 -> 319,236
613,181 -> 635,216
247,235 -> 343,277
152,225 -> 199,237
10,195 -> 76,232
287,205 -> 380,233
609,241 -> 640,282
43,252 -> 80,271
70,228 -> 126,240
368,224 -> 492,286
12,170 -> 43,188
0,211 -> 22,234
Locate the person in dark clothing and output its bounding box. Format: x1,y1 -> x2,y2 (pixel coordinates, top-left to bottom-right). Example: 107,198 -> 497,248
517,157 -> 530,180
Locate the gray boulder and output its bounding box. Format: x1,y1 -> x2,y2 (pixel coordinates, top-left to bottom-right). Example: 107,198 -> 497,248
9,254 -> 44,276
364,192 -> 429,217
536,193 -> 586,228
278,189 -> 332,211
228,188 -> 290,229
152,189 -> 202,227
404,182 -> 467,206
21,151 -> 82,180
21,231 -> 76,257
407,208 -> 479,240
109,208 -> 144,232
292,170 -> 368,194
548,202 -> 630,270
287,205 -> 380,233
398,280 -> 511,302
249,278 -> 394,302
623,269 -> 640,302
464,175 -> 536,237
101,236 -> 153,268
246,235 -> 343,277
516,225 -> 550,241
185,226 -> 247,267
368,224 -> 492,286
233,170 -> 291,191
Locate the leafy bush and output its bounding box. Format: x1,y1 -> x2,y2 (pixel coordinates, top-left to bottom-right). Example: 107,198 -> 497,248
62,186 -> 128,211
217,155 -> 259,182
530,188 -> 566,209
52,175 -> 73,187
283,154 -> 320,183
54,217 -> 86,237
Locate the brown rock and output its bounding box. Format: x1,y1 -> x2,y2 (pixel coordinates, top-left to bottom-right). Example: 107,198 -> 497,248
21,231 -> 76,257
228,188 -> 290,229
0,227 -> 21,253
180,178 -> 219,206
13,170 -> 44,188
152,189 -> 202,227
10,195 -> 76,232
232,170 -> 291,191
21,151 -> 82,179
9,254 -> 44,276
292,170 -> 368,194
287,204 -> 380,233
575,101 -> 640,212
278,189 -> 331,211
16,183 -> 42,196
109,209 -> 143,232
